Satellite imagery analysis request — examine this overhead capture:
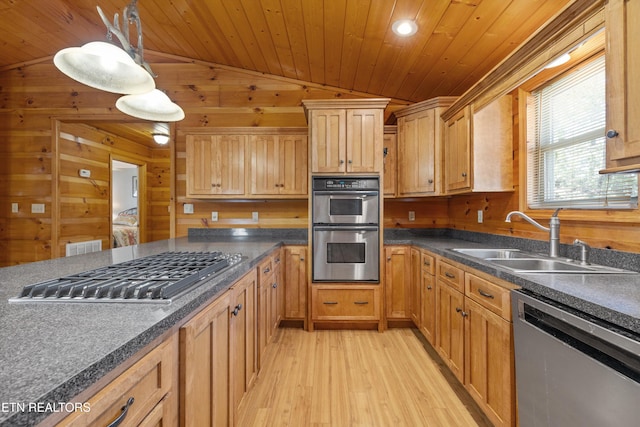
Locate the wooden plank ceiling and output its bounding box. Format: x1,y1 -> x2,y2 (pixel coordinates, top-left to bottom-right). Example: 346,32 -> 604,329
1,0 -> 573,103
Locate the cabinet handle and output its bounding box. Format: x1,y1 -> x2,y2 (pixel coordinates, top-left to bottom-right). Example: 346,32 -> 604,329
354,301 -> 369,305
445,272 -> 456,279
606,129 -> 619,138
107,397 -> 134,427
455,307 -> 468,317
478,289 -> 495,299
426,286 -> 432,290
300,257 -> 305,261
340,159 -> 345,165
323,301 -> 338,305
461,172 -> 467,177
232,303 -> 243,316
272,282 -> 278,288
348,160 -> 353,164
387,257 -> 391,261
263,267 -> 271,274
428,179 -> 433,184
275,257 -> 280,263
423,260 -> 431,266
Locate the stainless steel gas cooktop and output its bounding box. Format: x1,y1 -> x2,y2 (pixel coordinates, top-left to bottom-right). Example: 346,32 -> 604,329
9,251 -> 243,304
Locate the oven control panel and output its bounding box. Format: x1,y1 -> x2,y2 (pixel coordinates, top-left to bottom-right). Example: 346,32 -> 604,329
313,177 -> 379,191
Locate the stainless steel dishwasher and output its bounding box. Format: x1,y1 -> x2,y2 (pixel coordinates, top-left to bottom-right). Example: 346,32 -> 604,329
512,290 -> 640,427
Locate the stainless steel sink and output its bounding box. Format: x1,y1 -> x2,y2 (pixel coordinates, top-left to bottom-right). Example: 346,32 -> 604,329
488,258 -> 635,274
450,247 -> 636,274
451,248 -> 528,259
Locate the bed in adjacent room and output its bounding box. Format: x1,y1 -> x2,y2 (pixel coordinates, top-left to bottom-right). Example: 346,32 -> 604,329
112,207 -> 138,247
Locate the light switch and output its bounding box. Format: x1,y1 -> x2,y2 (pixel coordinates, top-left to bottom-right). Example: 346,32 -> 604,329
408,211 -> 415,221
211,211 -> 219,221
31,203 -> 45,213
252,212 -> 259,221
11,203 -> 18,213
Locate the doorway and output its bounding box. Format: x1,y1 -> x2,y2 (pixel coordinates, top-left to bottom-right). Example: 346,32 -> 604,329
111,159 -> 145,248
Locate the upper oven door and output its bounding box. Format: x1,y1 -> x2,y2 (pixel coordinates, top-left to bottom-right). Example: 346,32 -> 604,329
312,191 -> 379,224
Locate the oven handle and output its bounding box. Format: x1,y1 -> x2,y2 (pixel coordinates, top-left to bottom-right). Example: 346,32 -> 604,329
313,225 -> 379,232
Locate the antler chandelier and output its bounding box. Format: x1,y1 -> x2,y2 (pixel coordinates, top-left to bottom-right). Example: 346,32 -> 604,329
53,0 -> 184,122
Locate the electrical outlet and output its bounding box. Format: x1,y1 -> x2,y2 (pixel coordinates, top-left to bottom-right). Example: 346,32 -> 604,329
31,203 -> 45,214
408,211 -> 415,221
11,203 -> 18,213
211,211 -> 218,221
79,169 -> 91,178
477,210 -> 484,223
183,203 -> 194,214
252,211 -> 259,222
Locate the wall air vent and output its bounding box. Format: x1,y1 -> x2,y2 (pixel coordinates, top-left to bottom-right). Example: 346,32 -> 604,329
66,240 -> 102,257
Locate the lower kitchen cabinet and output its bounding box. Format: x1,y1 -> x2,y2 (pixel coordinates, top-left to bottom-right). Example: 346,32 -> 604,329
311,285 -> 381,331
180,268 -> 257,427
385,245 -> 412,322
283,246 -> 307,323
435,275 -> 465,382
180,290 -> 233,427
419,250 -> 436,345
59,333 -> 178,427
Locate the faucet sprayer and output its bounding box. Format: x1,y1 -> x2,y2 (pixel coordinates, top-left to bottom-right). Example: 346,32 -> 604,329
505,208 -> 562,257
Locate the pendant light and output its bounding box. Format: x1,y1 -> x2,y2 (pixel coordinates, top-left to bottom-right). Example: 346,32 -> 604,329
116,89 -> 185,122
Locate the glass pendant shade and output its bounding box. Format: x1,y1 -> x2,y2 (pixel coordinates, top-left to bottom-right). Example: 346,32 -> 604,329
53,41 -> 155,94
116,89 -> 185,122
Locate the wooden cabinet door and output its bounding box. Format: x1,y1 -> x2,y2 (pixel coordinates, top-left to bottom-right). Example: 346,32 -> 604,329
215,135 -> 246,195
384,246 -> 411,320
180,290 -> 232,427
257,278 -> 269,370
251,134 -> 308,196
230,271 -> 257,418
445,107 -> 471,193
435,281 -> 465,382
186,135 -> 217,196
383,131 -> 397,197
278,134 -> 308,195
605,0 -> 640,169
410,247 -> 421,326
420,270 -> 436,345
284,246 -> 307,320
346,108 -> 383,173
464,298 -> 514,427
251,134 -> 280,195
398,109 -> 437,195
310,109 -> 346,172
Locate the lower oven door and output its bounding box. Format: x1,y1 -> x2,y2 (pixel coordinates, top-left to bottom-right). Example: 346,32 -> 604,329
313,226 -> 379,282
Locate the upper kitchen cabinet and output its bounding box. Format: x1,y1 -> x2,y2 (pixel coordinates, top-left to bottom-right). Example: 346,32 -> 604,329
186,134 -> 247,197
395,97 -> 457,196
383,126 -> 397,197
250,133 -> 308,197
602,0 -> 640,172
303,99 -> 390,174
443,95 -> 514,195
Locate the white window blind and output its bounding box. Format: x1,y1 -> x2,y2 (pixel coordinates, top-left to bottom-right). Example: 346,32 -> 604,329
527,55 -> 638,209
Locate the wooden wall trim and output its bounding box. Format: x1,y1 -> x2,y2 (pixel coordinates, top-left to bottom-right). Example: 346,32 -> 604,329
442,0 -> 605,121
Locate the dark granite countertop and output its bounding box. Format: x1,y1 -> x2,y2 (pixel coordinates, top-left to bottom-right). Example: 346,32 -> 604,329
1,227 -> 638,425
0,235 -> 298,427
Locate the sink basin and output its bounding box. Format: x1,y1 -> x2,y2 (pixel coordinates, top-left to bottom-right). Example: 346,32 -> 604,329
489,258 -> 635,274
451,248 -> 528,259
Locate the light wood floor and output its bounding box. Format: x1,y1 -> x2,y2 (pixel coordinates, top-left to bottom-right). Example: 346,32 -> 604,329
236,327 -> 492,427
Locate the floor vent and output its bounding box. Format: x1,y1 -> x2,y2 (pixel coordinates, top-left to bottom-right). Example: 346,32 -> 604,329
66,240 -> 102,257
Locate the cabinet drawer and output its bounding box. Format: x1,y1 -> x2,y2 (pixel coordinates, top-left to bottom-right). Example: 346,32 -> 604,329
421,252 -> 435,275
258,256 -> 274,285
437,260 -> 464,292
465,273 -> 511,320
59,334 -> 177,427
312,288 -> 379,320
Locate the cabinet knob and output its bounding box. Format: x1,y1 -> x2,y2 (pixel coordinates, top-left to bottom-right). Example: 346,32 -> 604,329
272,282 -> 277,288
461,172 -> 467,177
606,129 -> 619,138
455,307 -> 468,317
428,179 -> 433,184
340,159 -> 345,164
348,160 -> 353,164
426,286 -> 432,290
300,257 -> 305,261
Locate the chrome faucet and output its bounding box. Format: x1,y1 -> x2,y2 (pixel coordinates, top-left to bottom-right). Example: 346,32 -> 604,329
505,208 -> 562,257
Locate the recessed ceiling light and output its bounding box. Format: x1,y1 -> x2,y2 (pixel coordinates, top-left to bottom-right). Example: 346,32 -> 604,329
392,20 -> 418,37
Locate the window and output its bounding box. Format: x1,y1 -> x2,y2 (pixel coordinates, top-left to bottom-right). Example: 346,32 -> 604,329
527,55 -> 638,209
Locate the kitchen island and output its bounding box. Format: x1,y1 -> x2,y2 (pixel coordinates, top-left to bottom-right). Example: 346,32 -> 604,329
1,229 -> 639,426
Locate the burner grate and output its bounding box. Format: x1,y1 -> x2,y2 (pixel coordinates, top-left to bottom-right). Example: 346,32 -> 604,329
10,251 -> 243,304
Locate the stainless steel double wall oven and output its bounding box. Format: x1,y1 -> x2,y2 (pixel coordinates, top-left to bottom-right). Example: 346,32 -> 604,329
312,177 -> 380,282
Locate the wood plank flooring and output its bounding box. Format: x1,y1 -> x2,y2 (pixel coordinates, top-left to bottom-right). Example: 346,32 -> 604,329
236,328 -> 492,427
